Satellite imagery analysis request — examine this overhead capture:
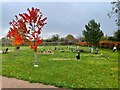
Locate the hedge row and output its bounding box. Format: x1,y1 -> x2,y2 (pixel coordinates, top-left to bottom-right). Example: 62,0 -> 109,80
76,41 -> 120,49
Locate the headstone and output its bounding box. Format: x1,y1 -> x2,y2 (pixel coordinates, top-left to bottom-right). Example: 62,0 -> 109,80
2,48 -> 8,54
55,46 -> 57,50
89,47 -> 91,53
95,48 -> 98,54
74,48 -> 77,52
60,48 -> 64,52
16,46 -> 20,49
70,47 -> 73,52
76,51 -> 80,60
66,50 -> 69,52
68,46 -> 70,49
41,49 -> 45,53
113,46 -> 117,52
76,46 -> 79,49
34,64 -> 38,67
91,47 -> 93,53
48,49 -> 52,53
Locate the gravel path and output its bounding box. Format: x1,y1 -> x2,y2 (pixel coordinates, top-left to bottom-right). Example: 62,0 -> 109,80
1,76 -> 57,88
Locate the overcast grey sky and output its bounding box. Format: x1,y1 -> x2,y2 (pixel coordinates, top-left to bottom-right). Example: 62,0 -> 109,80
1,2 -> 117,39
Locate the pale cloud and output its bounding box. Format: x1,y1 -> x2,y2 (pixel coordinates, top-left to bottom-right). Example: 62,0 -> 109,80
41,32 -> 66,39
1,0 -> 111,2
1,2 -> 117,39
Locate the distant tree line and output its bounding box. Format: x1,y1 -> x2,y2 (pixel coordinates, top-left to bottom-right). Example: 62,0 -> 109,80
42,34 -> 78,45
1,23 -> 120,46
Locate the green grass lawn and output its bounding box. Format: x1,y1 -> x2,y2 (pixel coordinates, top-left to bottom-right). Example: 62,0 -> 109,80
1,45 -> 119,88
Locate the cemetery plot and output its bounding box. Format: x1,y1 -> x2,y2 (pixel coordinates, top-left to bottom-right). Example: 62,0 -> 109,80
1,46 -> 118,88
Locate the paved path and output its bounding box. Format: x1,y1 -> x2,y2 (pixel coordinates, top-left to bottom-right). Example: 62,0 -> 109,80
1,76 -> 57,88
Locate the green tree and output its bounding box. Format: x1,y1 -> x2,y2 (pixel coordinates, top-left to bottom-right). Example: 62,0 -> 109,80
83,19 -> 103,46
114,30 -> 120,41
60,37 -> 65,42
77,36 -> 85,42
65,34 -> 74,40
51,34 -> 60,42
108,0 -> 120,42
65,34 -> 75,45
108,36 -> 116,41
108,0 -> 120,26
101,35 -> 109,41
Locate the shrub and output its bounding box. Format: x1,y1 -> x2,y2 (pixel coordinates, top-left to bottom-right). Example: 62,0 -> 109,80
76,41 -> 120,49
